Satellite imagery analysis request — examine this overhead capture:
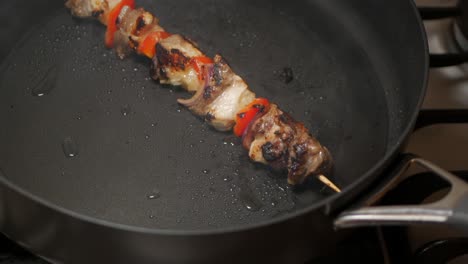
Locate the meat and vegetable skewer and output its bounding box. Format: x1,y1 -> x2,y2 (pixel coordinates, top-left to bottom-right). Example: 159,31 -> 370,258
65,0 -> 341,192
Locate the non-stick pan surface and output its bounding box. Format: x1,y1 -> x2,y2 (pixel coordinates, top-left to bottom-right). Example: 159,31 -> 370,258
0,0 -> 426,232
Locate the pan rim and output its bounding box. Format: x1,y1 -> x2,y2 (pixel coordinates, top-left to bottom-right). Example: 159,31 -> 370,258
0,0 -> 429,237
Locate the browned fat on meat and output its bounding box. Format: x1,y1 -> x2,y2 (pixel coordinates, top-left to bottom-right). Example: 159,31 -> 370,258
114,7 -> 163,58
178,55 -> 233,116
65,0 -> 107,18
242,104 -> 332,185
150,35 -> 205,92
178,55 -> 256,131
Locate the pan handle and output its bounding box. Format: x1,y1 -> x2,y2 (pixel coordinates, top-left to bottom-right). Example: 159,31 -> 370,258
334,154 -> 468,230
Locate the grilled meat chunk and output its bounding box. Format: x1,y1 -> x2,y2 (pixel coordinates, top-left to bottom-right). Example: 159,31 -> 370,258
66,0 -> 122,23
151,35 -> 206,92
178,55 -> 256,131
114,7 -> 162,58
65,0 -> 107,18
243,104 -> 332,185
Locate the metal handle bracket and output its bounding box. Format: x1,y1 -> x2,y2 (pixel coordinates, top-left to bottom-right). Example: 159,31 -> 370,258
335,156 -> 468,229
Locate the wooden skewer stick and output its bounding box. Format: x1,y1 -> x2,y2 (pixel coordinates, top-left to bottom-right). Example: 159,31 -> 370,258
318,175 -> 341,193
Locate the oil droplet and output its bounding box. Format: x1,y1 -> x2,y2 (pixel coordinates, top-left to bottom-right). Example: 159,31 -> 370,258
147,191 -> 161,200
223,175 -> 233,182
62,137 -> 79,158
202,169 -> 210,174
222,136 -> 240,146
271,198 -> 278,207
145,135 -> 150,140
185,169 -> 191,174
149,215 -> 155,219
32,65 -> 58,97
239,189 -> 262,212
121,105 -> 131,116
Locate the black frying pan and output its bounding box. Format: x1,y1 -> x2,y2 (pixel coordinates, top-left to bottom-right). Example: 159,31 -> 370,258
0,0 -> 428,263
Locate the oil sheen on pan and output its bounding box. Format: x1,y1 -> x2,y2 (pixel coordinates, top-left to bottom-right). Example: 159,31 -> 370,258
0,0 -> 388,230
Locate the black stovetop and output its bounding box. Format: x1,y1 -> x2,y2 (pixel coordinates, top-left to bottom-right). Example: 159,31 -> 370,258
0,234 -> 47,264
0,228 -> 384,264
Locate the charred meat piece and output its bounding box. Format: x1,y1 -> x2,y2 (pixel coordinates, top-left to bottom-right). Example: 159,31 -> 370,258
178,55 -> 256,131
113,7 -> 162,58
243,104 -> 332,185
151,35 -> 207,92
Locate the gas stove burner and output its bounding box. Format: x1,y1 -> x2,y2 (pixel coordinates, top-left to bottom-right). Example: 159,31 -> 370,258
378,170 -> 468,264
417,2 -> 468,67
453,20 -> 468,52
454,1 -> 468,51
451,3 -> 468,54
415,238 -> 468,264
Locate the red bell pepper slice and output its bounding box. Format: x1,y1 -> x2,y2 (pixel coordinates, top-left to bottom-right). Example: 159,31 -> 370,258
234,98 -> 270,137
137,31 -> 171,58
105,0 -> 135,48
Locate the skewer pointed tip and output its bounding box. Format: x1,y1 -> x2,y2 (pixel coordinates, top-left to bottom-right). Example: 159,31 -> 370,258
318,175 -> 341,193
